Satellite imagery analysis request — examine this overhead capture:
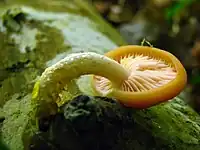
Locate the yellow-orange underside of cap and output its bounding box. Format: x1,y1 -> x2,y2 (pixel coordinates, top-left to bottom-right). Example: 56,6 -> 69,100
91,45 -> 187,109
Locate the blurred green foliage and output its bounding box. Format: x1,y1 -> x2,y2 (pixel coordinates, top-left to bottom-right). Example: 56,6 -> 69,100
165,0 -> 197,23
191,74 -> 200,85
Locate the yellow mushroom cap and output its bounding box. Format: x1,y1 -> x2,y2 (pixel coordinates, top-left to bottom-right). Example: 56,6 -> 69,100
91,45 -> 187,109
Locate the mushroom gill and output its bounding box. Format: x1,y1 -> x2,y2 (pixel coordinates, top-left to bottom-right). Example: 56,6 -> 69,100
92,45 -> 187,109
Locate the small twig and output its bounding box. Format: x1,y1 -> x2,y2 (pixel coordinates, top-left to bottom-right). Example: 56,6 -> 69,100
141,38 -> 153,47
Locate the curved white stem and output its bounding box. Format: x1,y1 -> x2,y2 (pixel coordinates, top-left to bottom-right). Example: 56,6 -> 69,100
33,52 -> 129,104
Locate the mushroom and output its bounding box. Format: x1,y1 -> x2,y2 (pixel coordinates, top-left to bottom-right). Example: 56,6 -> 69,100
33,45 -> 187,118
91,45 -> 187,108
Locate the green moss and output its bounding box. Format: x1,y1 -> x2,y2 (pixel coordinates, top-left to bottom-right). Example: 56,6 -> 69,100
0,31 -> 28,69
0,7 -> 71,106
0,68 -> 39,106
132,97 -> 200,149
2,94 -> 37,150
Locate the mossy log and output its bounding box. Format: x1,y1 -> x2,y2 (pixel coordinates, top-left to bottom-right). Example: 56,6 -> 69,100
0,1 -> 199,150
28,95 -> 200,150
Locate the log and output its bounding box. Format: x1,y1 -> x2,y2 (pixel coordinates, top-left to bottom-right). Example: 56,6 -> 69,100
0,1 -> 199,150
29,95 -> 200,150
